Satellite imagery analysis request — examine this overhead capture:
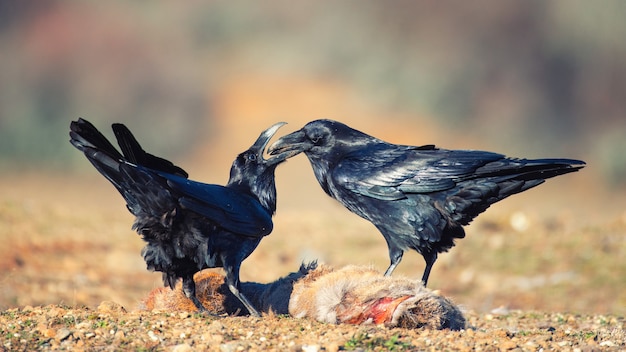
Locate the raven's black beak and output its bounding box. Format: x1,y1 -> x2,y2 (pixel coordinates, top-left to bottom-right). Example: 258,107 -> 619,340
267,129 -> 311,158
250,122 -> 295,166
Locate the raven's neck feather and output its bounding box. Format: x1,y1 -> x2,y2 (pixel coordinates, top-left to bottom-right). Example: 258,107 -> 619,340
227,172 -> 278,215
308,157 -> 333,197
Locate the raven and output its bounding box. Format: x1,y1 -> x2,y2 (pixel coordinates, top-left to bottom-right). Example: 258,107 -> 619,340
70,118 -> 294,316
268,119 -> 585,286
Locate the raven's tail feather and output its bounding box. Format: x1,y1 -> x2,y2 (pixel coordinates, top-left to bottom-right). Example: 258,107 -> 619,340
453,158 -> 585,226
475,158 -> 585,184
481,158 -> 585,204
70,118 -> 127,193
112,123 -> 188,178
70,118 -> 179,225
70,118 -> 188,176
70,118 -> 124,160
493,158 -> 585,193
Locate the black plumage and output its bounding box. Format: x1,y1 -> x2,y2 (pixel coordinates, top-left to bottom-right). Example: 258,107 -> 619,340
268,119 -> 586,286
70,118 -> 294,316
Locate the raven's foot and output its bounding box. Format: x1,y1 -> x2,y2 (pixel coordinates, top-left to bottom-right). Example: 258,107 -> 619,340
227,284 -> 260,317
188,295 -> 222,317
182,277 -> 221,317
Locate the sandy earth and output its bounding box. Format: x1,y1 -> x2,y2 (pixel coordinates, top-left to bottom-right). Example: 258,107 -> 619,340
1,304 -> 624,351
0,165 -> 624,350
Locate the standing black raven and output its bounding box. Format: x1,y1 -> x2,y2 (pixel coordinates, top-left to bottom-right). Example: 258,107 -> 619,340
268,119 -> 585,286
70,118 -> 294,316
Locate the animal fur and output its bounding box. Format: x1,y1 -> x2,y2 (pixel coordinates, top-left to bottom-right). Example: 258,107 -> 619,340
142,262 -> 465,330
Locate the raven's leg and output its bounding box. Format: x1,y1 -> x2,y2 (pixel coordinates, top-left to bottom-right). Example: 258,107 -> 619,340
420,252 -> 438,287
223,264 -> 261,317
383,248 -> 404,276
181,275 -> 207,312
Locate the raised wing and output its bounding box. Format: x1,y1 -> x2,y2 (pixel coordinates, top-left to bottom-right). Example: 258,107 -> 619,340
334,144 -> 505,200
158,171 -> 273,237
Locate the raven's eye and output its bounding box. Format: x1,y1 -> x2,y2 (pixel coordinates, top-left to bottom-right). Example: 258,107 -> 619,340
310,135 -> 322,144
247,153 -> 257,161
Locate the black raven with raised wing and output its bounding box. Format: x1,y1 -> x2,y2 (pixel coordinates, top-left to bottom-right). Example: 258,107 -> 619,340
269,119 -> 585,286
70,118 -> 294,316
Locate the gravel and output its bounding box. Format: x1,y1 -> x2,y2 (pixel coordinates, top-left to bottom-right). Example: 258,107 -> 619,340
1,303 -> 624,351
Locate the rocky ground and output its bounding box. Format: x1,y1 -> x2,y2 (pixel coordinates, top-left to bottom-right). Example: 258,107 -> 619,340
1,303 -> 624,351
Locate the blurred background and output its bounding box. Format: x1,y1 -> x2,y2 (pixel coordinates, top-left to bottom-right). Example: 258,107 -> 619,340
0,1 -> 624,314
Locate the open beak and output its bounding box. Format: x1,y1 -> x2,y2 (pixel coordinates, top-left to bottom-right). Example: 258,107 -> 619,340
267,129 -> 311,158
250,122 -> 298,166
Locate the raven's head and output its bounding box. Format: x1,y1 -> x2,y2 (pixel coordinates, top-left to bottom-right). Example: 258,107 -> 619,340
228,122 -> 295,212
268,119 -> 378,162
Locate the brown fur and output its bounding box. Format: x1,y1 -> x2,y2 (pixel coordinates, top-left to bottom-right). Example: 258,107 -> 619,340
289,264 -> 465,330
141,263 -> 465,330
141,271 -> 229,314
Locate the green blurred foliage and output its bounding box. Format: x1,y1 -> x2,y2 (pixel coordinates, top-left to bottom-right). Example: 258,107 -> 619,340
0,1 -> 624,185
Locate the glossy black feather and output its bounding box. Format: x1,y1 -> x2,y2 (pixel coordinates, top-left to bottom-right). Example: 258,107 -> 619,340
269,119 -> 585,285
112,123 -> 189,178
70,118 -> 288,315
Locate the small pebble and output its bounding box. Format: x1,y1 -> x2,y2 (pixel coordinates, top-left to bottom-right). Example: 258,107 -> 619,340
55,328 -> 72,341
490,306 -> 510,315
172,343 -> 194,352
220,341 -> 241,352
302,345 -> 320,352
